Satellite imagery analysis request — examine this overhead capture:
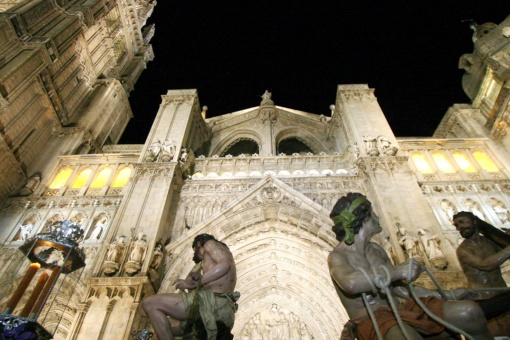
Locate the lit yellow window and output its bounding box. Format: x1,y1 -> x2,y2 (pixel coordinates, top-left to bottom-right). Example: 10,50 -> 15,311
90,168 -> 112,188
71,169 -> 92,188
111,167 -> 131,187
432,153 -> 456,173
49,168 -> 73,189
411,153 -> 433,173
473,151 -> 499,172
452,152 -> 477,173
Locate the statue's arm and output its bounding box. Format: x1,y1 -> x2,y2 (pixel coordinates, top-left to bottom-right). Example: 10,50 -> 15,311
328,249 -> 407,295
456,245 -> 510,271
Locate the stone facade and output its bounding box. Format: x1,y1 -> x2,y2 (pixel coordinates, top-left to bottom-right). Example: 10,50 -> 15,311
0,6 -> 508,340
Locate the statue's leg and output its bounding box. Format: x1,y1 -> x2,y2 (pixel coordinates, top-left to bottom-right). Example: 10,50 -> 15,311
443,300 -> 492,340
143,293 -> 187,340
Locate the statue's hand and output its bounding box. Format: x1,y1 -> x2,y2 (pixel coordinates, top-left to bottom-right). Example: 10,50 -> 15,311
397,259 -> 424,282
449,288 -> 478,300
174,279 -> 198,290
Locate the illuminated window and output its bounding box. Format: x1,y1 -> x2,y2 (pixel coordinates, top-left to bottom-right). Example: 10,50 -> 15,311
411,153 -> 433,173
111,167 -> 131,187
49,168 -> 73,189
90,168 -> 112,188
71,169 -> 92,188
473,151 -> 499,172
432,153 -> 456,173
452,152 -> 477,173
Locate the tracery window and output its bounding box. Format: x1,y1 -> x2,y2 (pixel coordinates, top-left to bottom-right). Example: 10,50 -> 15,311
90,168 -> 112,188
473,151 -> 499,172
411,153 -> 433,173
49,168 -> 73,189
432,152 -> 455,173
111,167 -> 131,187
452,152 -> 476,173
71,169 -> 92,188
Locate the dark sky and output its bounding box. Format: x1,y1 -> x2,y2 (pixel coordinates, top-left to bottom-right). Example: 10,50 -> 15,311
121,1 -> 509,144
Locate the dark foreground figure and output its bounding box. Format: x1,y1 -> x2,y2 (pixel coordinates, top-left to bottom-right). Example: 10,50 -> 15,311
328,193 -> 493,339
143,234 -> 239,340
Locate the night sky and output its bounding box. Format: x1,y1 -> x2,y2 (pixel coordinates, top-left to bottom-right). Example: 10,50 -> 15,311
121,2 -> 509,144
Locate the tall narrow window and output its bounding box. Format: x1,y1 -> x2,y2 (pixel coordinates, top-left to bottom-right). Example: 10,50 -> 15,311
452,152 -> 477,173
432,152 -> 455,173
473,151 -> 499,172
112,167 -> 131,187
71,169 -> 92,188
49,168 -> 73,189
91,168 -> 112,188
411,153 -> 433,173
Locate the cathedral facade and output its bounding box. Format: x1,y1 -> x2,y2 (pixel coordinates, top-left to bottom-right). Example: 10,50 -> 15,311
0,1 -> 509,338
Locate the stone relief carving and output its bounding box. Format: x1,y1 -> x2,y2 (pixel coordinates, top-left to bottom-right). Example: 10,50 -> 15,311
340,89 -> 376,103
239,304 -> 314,340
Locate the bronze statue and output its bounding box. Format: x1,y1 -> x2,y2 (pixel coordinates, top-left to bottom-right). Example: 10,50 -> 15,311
143,234 -> 239,339
453,211 -> 510,336
328,193 -> 492,339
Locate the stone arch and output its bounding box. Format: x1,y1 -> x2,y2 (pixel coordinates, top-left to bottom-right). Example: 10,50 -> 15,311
211,130 -> 262,156
275,128 -> 326,155
161,202 -> 347,339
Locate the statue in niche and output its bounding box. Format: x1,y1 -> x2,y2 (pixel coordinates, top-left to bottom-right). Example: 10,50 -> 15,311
149,243 -> 164,271
377,135 -> 398,156
129,232 -> 148,264
418,228 -> 447,270
362,135 -> 379,156
465,199 -> 485,221
103,235 -> 126,276
440,199 -> 457,226
88,215 -> 107,240
180,148 -> 188,163
17,215 -> 37,241
105,236 -> 126,263
490,198 -> 510,227
145,139 -> 162,162
398,227 -> 423,262
160,138 -> 176,161
383,236 -> 397,264
180,147 -> 195,179
351,142 -> 360,160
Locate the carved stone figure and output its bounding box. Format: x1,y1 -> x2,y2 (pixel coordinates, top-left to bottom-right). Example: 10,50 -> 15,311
362,135 -> 379,156
419,228 -> 447,270
180,148 -> 188,163
19,222 -> 34,242
160,138 -> 176,161
106,236 -> 126,263
377,135 -> 398,156
129,232 -> 148,264
145,139 -> 162,162
150,243 -> 164,271
88,216 -> 107,240
398,227 -> 423,261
